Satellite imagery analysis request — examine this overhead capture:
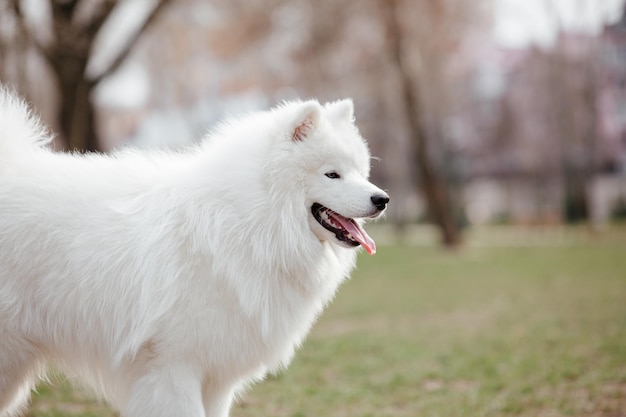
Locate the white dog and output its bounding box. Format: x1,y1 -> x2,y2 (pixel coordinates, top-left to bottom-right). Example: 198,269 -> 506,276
0,87 -> 388,417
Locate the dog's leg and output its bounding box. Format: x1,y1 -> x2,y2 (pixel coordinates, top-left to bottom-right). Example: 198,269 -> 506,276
121,366 -> 204,417
202,383 -> 235,417
0,341 -> 43,417
0,382 -> 34,417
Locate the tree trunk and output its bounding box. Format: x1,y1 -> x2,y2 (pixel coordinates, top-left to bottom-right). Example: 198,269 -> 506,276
380,0 -> 461,247
549,46 -> 589,223
37,0 -> 172,152
53,58 -> 98,152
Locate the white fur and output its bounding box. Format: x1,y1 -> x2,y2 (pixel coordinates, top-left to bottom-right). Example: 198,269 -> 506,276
0,87 -> 387,417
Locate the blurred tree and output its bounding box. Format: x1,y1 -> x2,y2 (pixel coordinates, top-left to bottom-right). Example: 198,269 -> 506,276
542,0 -> 598,222
281,0 -> 486,246
3,0 -> 171,151
379,0 -> 478,247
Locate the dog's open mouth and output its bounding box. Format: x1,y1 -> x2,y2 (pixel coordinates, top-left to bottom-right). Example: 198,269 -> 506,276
311,203 -> 376,255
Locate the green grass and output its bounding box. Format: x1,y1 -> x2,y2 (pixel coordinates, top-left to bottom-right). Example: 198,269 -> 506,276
29,228 -> 626,417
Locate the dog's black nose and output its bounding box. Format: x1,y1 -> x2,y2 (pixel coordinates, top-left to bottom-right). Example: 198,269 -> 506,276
371,194 -> 389,211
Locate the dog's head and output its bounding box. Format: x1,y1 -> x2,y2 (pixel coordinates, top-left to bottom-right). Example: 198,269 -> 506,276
270,99 -> 388,255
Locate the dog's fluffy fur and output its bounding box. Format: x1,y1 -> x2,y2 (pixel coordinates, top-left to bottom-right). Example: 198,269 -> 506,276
0,87 -> 388,417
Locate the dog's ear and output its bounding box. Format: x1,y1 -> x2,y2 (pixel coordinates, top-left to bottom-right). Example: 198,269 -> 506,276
290,101 -> 322,142
326,99 -> 354,123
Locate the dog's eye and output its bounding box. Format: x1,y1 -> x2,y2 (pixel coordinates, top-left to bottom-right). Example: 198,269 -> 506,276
325,171 -> 341,179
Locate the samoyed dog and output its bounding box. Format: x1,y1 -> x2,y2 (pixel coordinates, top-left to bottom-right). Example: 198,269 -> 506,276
0,87 -> 388,417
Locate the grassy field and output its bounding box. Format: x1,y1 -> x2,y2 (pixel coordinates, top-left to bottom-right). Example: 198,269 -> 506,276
28,227 -> 626,417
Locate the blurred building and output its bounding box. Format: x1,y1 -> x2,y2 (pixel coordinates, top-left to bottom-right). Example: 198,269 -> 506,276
457,9 -> 626,225
598,7 -> 626,172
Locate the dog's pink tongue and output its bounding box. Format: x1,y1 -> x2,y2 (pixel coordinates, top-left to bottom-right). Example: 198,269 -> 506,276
334,216 -> 377,255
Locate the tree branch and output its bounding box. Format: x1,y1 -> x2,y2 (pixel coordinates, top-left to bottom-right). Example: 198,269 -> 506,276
80,0 -> 118,40
51,0 -> 79,24
7,0 -> 56,69
91,0 -> 173,84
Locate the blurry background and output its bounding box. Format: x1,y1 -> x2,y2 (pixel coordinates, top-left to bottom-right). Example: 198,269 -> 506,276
1,1 -> 626,416
2,0 -> 626,245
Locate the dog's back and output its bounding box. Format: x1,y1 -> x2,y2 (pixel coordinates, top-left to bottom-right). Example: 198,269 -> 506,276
0,89 -> 209,415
